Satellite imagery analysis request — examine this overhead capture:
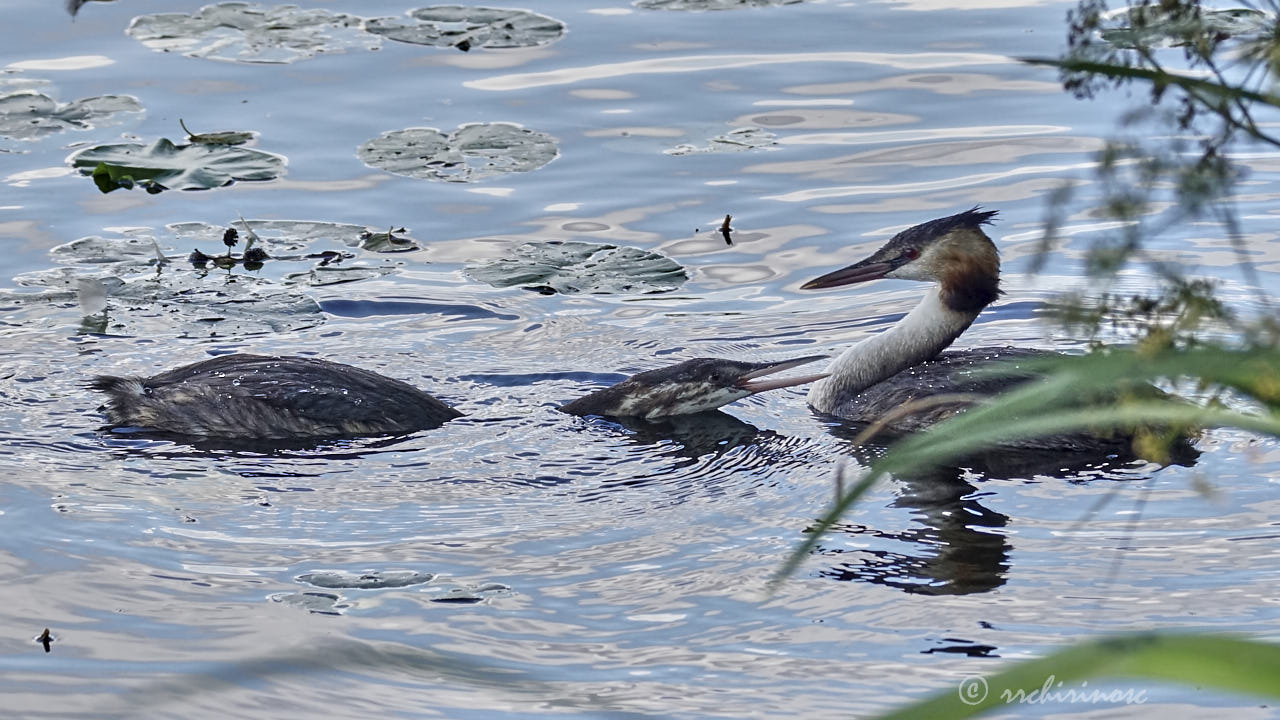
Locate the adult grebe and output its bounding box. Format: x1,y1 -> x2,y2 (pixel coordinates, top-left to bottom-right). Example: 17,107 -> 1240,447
92,353 -> 828,439
801,208 -> 1069,441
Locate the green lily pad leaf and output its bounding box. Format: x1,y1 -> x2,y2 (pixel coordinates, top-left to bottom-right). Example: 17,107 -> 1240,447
9,263 -> 324,336
365,5 -> 566,51
1100,7 -> 1270,49
69,137 -> 286,193
4,227 -> 324,337
464,240 -> 687,295
170,219 -> 417,253
357,227 -> 419,252
358,122 -> 558,183
51,231 -> 171,268
0,90 -> 142,141
126,2 -> 379,65
179,118 -> 255,146
297,569 -> 435,589
268,591 -> 349,615
636,0 -> 805,9
284,265 -> 397,286
665,126 -> 778,156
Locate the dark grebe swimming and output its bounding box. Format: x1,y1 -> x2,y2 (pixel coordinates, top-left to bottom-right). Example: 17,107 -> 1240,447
801,208 -> 1138,451
92,353 -> 827,439
560,355 -> 828,420
90,354 -> 462,440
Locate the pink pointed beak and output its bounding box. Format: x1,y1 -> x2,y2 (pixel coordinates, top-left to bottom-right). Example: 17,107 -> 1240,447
736,355 -> 830,393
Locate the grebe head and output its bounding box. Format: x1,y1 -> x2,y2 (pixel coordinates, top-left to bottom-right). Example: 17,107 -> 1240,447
560,355 -> 829,419
801,208 -> 1000,311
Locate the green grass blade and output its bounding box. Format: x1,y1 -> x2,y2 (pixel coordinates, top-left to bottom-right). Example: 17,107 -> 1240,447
874,632 -> 1280,720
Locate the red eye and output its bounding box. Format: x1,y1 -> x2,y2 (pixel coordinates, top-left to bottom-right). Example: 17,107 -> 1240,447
903,248 -> 920,260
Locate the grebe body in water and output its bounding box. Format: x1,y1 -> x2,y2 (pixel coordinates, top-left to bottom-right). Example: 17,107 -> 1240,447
92,354 -> 828,440
560,355 -> 828,420
802,208 -> 1114,449
91,354 -> 462,440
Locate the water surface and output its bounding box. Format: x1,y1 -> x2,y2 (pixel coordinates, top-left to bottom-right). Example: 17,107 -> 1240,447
2,0 -> 1279,717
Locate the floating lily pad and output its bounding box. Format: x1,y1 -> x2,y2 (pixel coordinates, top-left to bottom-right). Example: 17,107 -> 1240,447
5,229 -> 325,336
51,231 -> 169,267
465,240 -> 687,295
284,265 -> 397,286
0,90 -> 142,141
126,2 -> 379,64
357,122 -> 558,183
427,582 -> 511,604
365,5 -> 566,51
68,137 -> 286,193
1100,7 -> 1270,49
665,126 -> 777,156
170,219 -> 419,253
358,227 -> 418,252
9,265 -> 324,336
297,570 -> 435,589
636,0 -> 805,9
269,591 -> 349,615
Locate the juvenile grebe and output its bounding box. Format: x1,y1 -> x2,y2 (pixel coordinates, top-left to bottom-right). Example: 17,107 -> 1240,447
90,354 -> 462,440
802,208 -> 1078,443
92,353 -> 828,439
560,355 -> 828,419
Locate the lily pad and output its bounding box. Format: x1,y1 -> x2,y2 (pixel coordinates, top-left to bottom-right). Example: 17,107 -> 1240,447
297,569 -> 435,589
68,137 -> 286,192
357,122 -> 558,183
464,240 -> 687,295
358,227 -> 418,252
51,230 -> 169,267
170,219 -> 419,253
284,265 -> 397,286
665,126 -> 777,156
636,0 -> 805,9
126,2 -> 379,64
365,5 -> 566,51
268,591 -> 349,615
1100,7 -> 1270,49
0,90 -> 142,141
5,229 -> 325,337
427,582 -> 512,604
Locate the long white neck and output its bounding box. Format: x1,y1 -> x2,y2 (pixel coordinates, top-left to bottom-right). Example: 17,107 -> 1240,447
807,286 -> 980,413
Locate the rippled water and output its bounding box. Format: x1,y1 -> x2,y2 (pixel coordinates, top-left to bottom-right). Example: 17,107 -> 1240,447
3,0 -> 1280,718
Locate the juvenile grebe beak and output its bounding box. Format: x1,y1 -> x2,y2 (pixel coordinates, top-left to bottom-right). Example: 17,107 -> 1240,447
736,354 -> 830,393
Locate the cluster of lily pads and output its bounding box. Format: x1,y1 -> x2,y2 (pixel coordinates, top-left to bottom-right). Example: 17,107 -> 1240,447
125,3 -> 568,64
271,568 -> 511,615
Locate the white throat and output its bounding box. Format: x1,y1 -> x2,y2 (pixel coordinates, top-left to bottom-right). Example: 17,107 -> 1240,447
806,286 -> 979,413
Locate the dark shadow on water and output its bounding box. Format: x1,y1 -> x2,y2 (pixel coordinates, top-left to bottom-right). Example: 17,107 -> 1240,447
94,425 -> 431,460
607,410 -> 771,462
824,418 -> 1199,481
810,465 -> 1011,596
805,419 -> 1200,596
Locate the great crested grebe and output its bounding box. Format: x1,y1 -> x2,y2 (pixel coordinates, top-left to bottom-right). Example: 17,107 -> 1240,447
801,208 -> 1088,444
560,355 -> 828,419
91,353 -> 828,440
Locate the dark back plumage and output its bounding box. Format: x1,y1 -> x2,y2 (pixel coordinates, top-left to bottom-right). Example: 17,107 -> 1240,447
91,354 -> 461,440
559,358 -> 758,419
